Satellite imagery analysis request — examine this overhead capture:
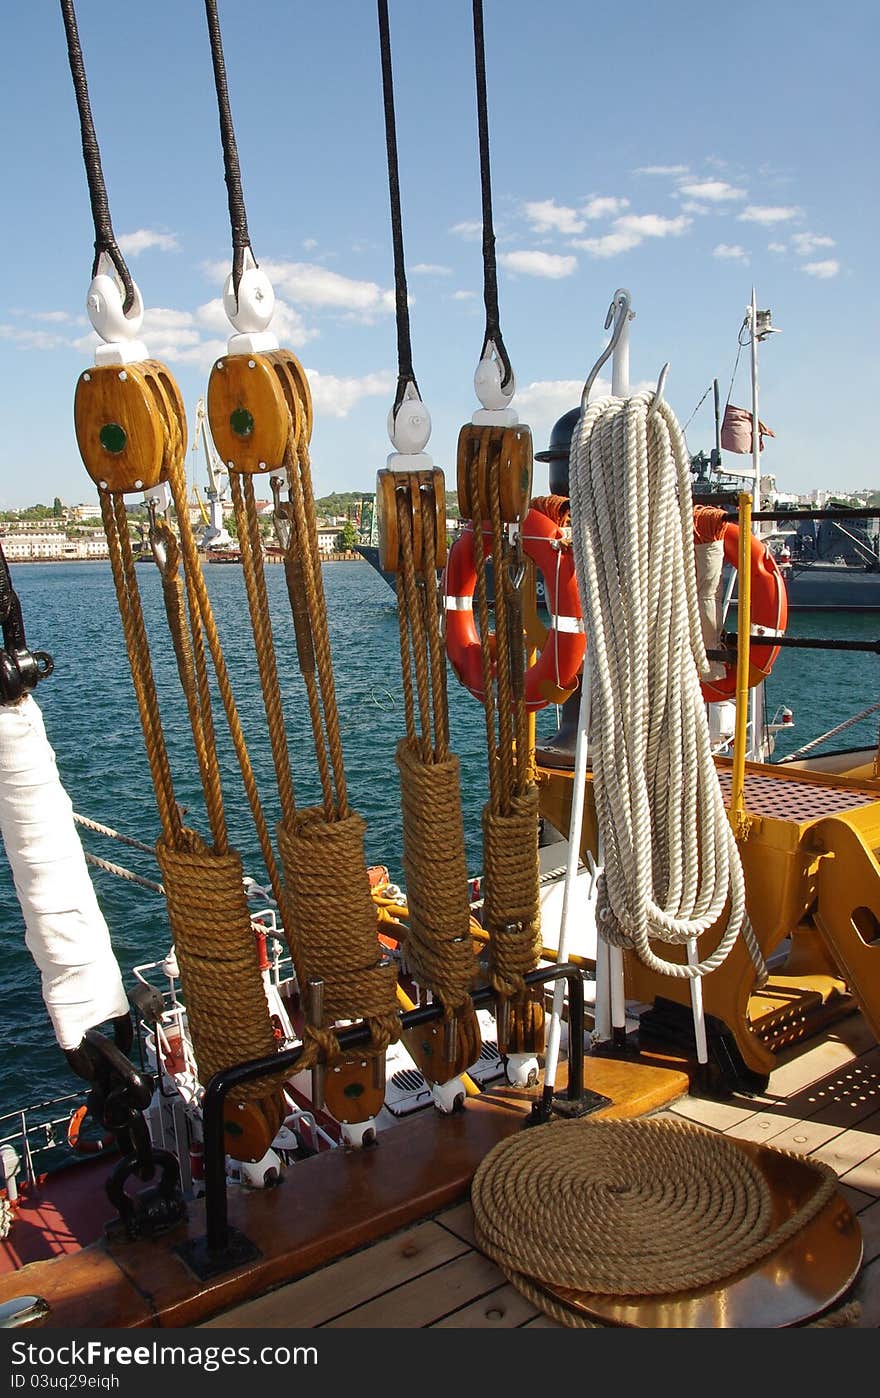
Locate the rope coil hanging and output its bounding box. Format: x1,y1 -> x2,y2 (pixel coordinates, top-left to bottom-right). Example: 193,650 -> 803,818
568,390 -> 766,983
457,0 -> 543,1055
203,0 -> 400,1088
375,0 -> 481,1080
64,0 -> 288,1157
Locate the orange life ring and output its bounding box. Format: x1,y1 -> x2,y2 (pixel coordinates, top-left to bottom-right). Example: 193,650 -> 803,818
67,1103 -> 113,1156
700,522 -> 788,703
443,506 -> 585,712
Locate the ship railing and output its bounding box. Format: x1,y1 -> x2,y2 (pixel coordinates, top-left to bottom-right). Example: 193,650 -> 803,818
0,1092 -> 89,1191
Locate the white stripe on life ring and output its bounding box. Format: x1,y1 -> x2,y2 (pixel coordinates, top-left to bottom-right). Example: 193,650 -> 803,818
550,615 -> 584,633
445,595 -> 474,611
750,625 -> 783,638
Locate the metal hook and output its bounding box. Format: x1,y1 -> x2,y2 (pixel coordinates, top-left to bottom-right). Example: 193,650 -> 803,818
581,288 -> 634,408
646,363 -> 671,423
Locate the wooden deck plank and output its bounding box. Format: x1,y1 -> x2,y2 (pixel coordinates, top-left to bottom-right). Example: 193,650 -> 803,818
433,1200 -> 477,1246
201,1221 -> 469,1329
839,1148 -> 880,1196
808,1113 -> 880,1178
321,1251 -> 507,1328
431,1282 -> 540,1328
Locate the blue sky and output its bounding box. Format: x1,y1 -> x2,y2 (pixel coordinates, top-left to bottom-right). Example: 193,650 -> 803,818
0,0 -> 876,509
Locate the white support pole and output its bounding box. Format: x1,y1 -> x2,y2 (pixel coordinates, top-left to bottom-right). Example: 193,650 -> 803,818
748,288 -> 764,760
543,654 -> 593,1088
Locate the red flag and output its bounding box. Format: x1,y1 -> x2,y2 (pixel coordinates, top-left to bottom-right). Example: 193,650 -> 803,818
721,404 -> 775,454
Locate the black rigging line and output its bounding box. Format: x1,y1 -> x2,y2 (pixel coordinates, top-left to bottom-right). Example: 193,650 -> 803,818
472,0 -> 512,391
203,0 -> 255,308
377,0 -> 420,418
59,0 -> 135,315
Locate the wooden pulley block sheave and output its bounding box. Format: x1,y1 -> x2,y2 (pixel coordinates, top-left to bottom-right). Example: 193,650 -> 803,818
74,361 -> 187,493
207,349 -> 314,474
376,467 -> 447,574
457,423 -> 533,524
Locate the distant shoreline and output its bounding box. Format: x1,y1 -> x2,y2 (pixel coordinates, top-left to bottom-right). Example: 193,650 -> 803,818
8,552 -> 368,566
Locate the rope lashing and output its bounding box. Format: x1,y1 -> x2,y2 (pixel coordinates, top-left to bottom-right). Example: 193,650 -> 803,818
59,0 -> 135,312
471,1116 -> 838,1327
568,391 -> 766,983
471,0 -> 511,390
157,831 -> 286,1116
276,810 -> 401,1068
203,0 -> 256,305
375,0 -> 480,1078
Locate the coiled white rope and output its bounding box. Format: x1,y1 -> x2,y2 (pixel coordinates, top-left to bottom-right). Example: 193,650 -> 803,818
569,391 -> 765,982
0,696 -> 129,1049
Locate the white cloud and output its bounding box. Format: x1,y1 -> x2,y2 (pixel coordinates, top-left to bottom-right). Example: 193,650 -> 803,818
573,230 -> 643,258
713,243 -> 748,262
634,164 -> 689,176
498,250 -> 577,279
451,289 -> 477,300
574,212 -> 691,259
410,263 -> 453,276
117,229 -> 179,255
738,205 -> 801,225
616,214 -> 691,238
768,242 -> 787,254
0,323 -> 70,352
33,310 -> 72,323
304,368 -> 394,417
677,179 -> 746,203
791,232 -> 835,256
303,238 -> 318,251
524,199 -> 584,234
802,259 -> 840,279
450,220 -> 482,240
194,295 -> 316,349
681,202 -> 709,215
582,196 -> 629,221
261,260 -> 395,319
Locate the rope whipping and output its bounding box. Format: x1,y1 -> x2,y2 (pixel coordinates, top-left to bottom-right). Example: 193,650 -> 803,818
64,7 -> 287,1142
568,391 -> 766,984
462,1 -> 542,1054
59,0 -> 135,313
471,1116 -> 840,1327
376,0 -> 481,1077
200,1 -> 399,1075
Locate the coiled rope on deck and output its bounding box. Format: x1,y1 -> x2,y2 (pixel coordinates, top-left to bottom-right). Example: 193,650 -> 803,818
568,391 -> 765,982
471,1116 -> 839,1326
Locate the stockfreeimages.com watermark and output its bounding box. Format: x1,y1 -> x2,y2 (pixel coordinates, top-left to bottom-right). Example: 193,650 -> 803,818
10,1340 -> 317,1380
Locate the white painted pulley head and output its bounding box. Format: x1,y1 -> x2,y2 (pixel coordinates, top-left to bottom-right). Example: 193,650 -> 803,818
474,342 -> 515,412
223,251 -> 275,334
387,381 -> 432,454
86,271 -> 145,343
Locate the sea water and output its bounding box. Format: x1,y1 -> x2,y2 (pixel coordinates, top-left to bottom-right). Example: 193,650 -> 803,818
0,560 -> 877,1121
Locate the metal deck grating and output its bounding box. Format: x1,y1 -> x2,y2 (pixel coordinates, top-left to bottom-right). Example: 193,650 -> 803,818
715,768 -> 879,821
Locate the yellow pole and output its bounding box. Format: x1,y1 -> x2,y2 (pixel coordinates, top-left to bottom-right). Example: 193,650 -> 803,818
394,984 -> 481,1098
729,491 -> 752,837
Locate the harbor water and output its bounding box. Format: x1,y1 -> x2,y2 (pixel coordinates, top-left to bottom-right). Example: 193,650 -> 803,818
0,560 -> 877,1122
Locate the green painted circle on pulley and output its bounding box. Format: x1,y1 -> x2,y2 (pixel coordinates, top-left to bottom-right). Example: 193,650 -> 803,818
99,422 -> 127,454
230,407 -> 255,439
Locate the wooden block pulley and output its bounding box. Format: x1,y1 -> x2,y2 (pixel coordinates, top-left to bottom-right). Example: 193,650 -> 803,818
456,423 -> 533,524
207,352 -> 291,474
376,467 -> 447,574
74,359 -> 187,494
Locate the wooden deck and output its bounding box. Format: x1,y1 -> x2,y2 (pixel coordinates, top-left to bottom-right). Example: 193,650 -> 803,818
202,1011 -> 880,1330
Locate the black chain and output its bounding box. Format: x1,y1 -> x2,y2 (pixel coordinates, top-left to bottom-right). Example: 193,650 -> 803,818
377,0 -> 420,417
59,0 -> 135,315
204,0 -> 255,308
472,0 -> 512,391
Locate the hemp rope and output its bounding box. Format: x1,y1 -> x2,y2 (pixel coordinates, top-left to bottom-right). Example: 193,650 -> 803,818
568,391 -> 766,982
273,398 -> 400,1064
94,396 -> 289,1133
391,487 -> 480,1040
467,448 -> 542,1017
471,1116 -> 840,1325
